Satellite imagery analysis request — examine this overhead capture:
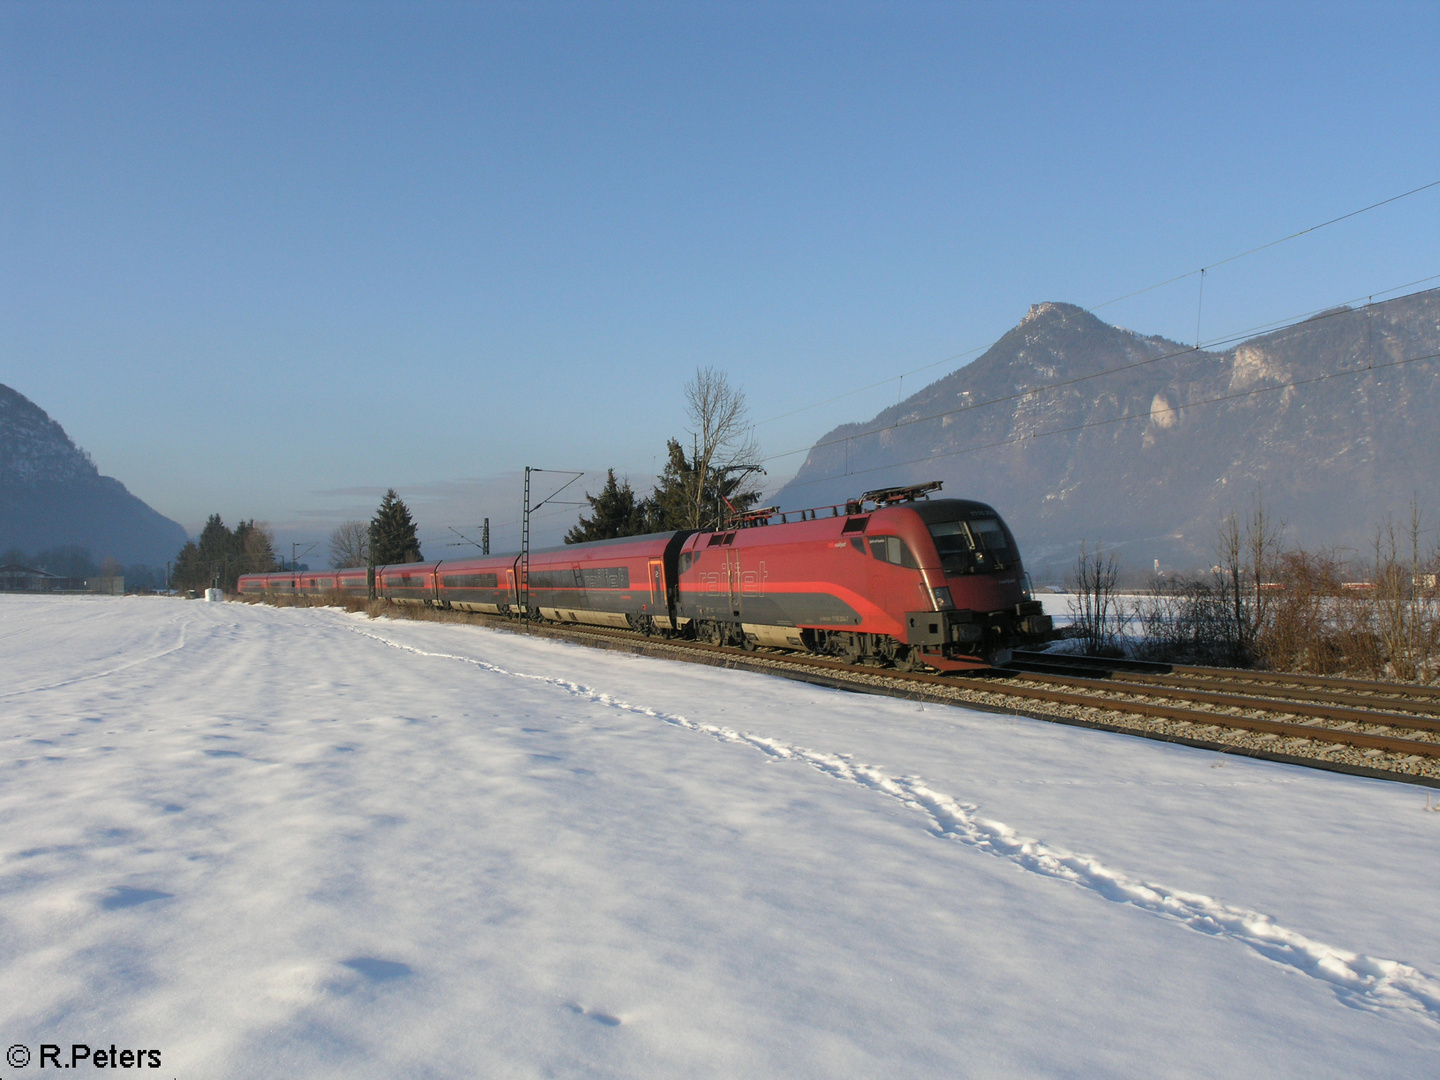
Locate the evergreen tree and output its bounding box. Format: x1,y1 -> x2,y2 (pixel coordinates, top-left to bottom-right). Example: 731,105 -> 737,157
646,439 -> 699,531
566,470 -> 648,543
196,514 -> 234,585
172,515 -> 227,592
646,438 -> 762,531
233,520 -> 279,576
171,516 -> 277,592
171,540 -> 204,591
369,489 -> 423,564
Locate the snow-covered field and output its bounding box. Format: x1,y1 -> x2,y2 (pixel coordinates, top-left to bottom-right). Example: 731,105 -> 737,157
2,595 -> 1438,1079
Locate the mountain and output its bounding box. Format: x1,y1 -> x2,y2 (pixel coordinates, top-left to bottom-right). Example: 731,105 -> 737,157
774,289 -> 1440,580
0,384 -> 189,567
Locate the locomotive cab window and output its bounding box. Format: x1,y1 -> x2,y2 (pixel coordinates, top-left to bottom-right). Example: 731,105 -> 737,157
929,517 -> 1015,573
866,535 -> 919,568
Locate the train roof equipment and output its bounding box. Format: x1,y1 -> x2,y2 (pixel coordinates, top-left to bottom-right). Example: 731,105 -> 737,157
729,480 -> 946,529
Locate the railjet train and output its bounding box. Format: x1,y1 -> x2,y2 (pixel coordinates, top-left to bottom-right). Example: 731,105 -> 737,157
238,482 -> 1052,670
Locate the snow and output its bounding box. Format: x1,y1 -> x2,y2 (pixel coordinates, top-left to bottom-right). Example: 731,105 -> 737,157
2,594 -> 1438,1078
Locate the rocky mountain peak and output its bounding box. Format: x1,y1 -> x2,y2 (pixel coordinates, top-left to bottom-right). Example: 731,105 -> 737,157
1,383 -> 189,566
1019,301 -> 1086,327
0,384 -> 100,486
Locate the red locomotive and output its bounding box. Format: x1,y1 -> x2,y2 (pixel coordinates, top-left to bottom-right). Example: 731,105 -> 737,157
238,482 -> 1052,670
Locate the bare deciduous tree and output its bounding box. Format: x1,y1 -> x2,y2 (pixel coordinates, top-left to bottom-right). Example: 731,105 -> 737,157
329,520 -> 370,569
684,366 -> 761,529
1372,497 -> 1436,681
1216,490 -> 1285,663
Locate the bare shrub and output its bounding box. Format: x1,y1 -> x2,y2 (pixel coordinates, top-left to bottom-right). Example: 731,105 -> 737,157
1132,576 -> 1233,664
1067,541 -> 1122,656
1332,588 -> 1385,679
1128,497 -> 1439,681
1256,548 -> 1345,673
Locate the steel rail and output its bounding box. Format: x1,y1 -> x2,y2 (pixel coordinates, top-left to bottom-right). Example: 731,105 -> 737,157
1107,671 -> 1440,716
932,674 -> 1440,757
1009,672 -> 1440,733
1169,664 -> 1440,698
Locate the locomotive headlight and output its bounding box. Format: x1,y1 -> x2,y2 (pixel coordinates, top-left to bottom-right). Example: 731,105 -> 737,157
931,586 -> 955,610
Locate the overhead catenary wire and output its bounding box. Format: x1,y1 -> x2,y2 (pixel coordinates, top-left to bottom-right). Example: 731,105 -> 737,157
1087,176 -> 1440,311
749,176 -> 1440,432
757,271 -> 1440,469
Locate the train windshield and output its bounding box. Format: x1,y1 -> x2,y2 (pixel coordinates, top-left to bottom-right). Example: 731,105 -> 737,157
928,517 -> 1015,574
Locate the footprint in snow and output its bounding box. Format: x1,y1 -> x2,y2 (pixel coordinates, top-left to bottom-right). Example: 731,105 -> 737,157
340,957 -> 413,982
565,1003 -> 623,1027
100,886 -> 173,910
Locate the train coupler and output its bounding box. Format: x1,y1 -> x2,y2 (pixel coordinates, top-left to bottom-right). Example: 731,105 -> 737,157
904,610 -> 984,647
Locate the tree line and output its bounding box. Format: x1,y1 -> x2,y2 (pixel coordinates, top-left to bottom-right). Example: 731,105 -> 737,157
168,489 -> 423,593
565,367 -> 763,543
321,368 -> 765,558
171,516 -> 279,592
327,488 -> 423,568
1067,495 -> 1440,681
181,367 -> 756,587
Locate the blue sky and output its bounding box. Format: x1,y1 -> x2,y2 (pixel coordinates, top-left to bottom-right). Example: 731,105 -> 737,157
4,1 -> 1438,558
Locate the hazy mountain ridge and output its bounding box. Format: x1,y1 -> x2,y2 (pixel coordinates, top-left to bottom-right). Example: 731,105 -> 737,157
775,290 -> 1440,578
0,384 -> 102,485
0,385 -> 189,567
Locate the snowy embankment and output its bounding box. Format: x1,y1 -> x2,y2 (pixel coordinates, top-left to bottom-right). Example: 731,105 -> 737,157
2,595 -> 1438,1079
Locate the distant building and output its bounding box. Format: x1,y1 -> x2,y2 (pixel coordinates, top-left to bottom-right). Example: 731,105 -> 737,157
0,563 -> 63,592
0,563 -> 119,594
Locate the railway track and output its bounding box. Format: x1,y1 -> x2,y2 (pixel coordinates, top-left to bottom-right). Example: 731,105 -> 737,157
265,598 -> 1440,787
1005,648 -> 1440,709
